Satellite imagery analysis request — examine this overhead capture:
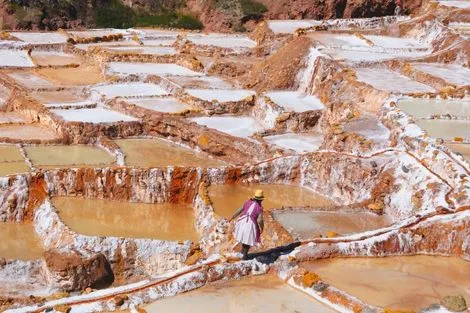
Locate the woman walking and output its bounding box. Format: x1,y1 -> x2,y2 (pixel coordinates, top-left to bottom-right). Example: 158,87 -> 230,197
229,189 -> 265,260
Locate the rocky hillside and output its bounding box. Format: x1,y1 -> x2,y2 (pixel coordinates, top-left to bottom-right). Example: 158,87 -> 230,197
0,0 -> 421,31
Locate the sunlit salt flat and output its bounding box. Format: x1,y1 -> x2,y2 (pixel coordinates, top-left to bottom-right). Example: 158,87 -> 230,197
264,133 -> 323,153
190,116 -> 263,138
51,108 -> 138,123
187,89 -> 255,102
10,32 -> 68,44
0,49 -> 34,67
417,119 -> 470,140
266,91 -> 325,112
127,97 -> 190,113
107,62 -> 203,76
412,63 -> 470,86
355,68 -> 435,94
91,83 -> 169,98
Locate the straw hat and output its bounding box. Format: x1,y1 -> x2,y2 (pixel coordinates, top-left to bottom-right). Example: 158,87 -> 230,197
253,189 -> 264,200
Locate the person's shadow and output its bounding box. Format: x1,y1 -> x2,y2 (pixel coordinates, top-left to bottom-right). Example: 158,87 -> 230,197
246,242 -> 301,264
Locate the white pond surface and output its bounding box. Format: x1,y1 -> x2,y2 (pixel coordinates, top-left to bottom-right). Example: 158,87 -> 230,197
10,32 -> 68,44
363,35 -> 426,50
322,48 -> 428,62
141,38 -> 177,46
74,41 -> 139,51
412,63 -> 470,86
264,133 -> 323,153
266,91 -> 325,112
417,119 -> 470,140
128,97 -> 190,113
107,62 -> 203,76
398,98 -> 470,118
187,89 -> 255,102
52,108 -> 138,123
267,20 -> 321,34
438,0 -> 470,8
7,72 -> 54,89
167,75 -> 233,89
0,49 -> 34,67
191,116 -> 264,138
310,33 -> 371,48
342,116 -> 391,143
187,34 -> 257,49
105,46 -> 177,55
355,68 -> 435,94
68,29 -> 129,38
91,83 -> 169,98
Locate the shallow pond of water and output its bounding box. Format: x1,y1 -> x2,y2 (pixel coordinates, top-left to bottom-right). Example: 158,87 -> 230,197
115,138 -> 226,168
446,143 -> 470,161
302,255 -> 470,311
145,274 -> 337,313
0,145 -> 23,162
0,161 -> 30,176
398,98 -> 470,119
417,119 -> 470,140
0,223 -> 44,260
52,197 -> 199,241
208,184 -> 333,218
0,124 -> 58,141
273,209 -> 392,240
25,145 -> 115,168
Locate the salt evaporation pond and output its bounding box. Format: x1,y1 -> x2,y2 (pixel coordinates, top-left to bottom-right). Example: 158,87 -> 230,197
107,62 -> 202,76
190,116 -> 263,138
187,89 -> 255,103
36,66 -> 104,85
416,119 -> 470,140
145,274 -> 336,313
274,209 -> 392,240
439,0 -> 470,8
310,33 -> 371,48
446,143 -> 470,161
268,20 -> 320,34
187,34 -> 257,49
342,115 -> 391,143
0,144 -> 29,176
24,145 -> 115,168
323,48 -> 428,63
0,223 -> 44,260
0,49 -> 34,67
128,97 -> 190,113
264,133 -> 323,153
91,83 -> 169,98
30,51 -> 80,67
302,256 -> 470,311
115,138 -> 226,167
398,98 -> 470,118
10,32 -> 68,44
7,72 -> 54,89
167,76 -> 233,89
208,184 -> 333,218
31,90 -> 88,105
52,197 -> 198,241
0,112 -> 26,124
105,46 -> 177,55
266,91 -> 325,112
412,63 -> 470,86
363,35 -> 426,49
355,68 -> 435,94
52,108 -> 138,123
0,124 -> 57,141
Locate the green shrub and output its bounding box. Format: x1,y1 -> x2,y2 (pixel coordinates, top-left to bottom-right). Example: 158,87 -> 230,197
136,13 -> 203,30
94,0 -> 136,29
240,0 -> 267,16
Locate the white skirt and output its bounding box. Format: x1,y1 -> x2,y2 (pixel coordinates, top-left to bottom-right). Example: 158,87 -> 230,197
234,216 -> 259,246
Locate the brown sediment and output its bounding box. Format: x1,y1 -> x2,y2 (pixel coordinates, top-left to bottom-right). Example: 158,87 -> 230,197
24,173 -> 47,222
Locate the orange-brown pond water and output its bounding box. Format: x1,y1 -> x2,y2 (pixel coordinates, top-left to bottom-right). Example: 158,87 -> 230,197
52,197 -> 199,241
35,66 -> 104,85
144,275 -> 337,313
273,209 -> 392,240
208,184 -> 333,218
302,256 -> 470,311
115,139 -> 227,168
25,145 -> 115,168
0,223 -> 44,260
